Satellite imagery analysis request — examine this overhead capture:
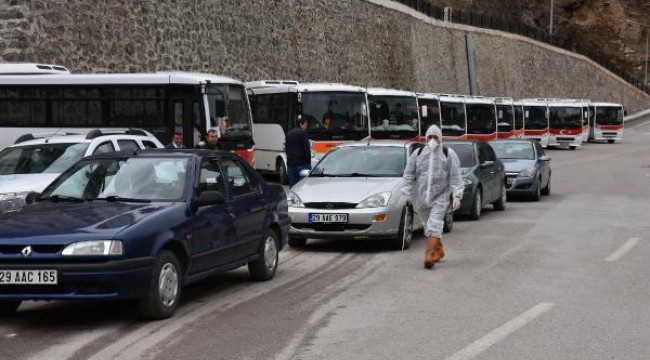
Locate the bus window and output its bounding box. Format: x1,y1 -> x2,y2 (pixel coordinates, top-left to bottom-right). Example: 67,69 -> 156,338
418,98 -> 440,136
524,106 -> 547,130
249,92 -> 295,132
496,105 -> 513,133
440,102 -> 466,137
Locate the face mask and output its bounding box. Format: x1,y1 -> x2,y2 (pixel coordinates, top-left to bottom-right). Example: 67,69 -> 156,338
428,138 -> 439,150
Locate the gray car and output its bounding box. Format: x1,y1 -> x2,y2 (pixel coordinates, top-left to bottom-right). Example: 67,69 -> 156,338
490,139 -> 551,201
288,140 -> 454,249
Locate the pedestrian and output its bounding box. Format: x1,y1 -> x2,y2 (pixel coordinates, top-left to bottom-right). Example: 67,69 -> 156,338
196,129 -> 221,150
165,131 -> 185,149
285,119 -> 311,187
402,125 -> 464,269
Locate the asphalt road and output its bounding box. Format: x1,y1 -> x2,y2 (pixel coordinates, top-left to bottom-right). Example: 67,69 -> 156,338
2,118 -> 650,360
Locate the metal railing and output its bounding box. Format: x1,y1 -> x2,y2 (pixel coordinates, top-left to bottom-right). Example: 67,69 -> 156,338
394,0 -> 649,94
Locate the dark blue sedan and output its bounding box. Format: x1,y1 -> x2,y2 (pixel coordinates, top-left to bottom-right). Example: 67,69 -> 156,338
0,149 -> 289,319
490,139 -> 552,201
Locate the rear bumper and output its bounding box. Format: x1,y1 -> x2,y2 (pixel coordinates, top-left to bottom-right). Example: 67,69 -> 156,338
0,257 -> 155,301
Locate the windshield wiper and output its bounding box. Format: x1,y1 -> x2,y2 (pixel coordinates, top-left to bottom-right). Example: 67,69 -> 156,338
43,195 -> 85,203
99,196 -> 151,203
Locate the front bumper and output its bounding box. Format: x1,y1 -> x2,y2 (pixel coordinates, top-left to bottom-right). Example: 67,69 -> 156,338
0,256 -> 155,301
289,205 -> 403,240
506,175 -> 536,195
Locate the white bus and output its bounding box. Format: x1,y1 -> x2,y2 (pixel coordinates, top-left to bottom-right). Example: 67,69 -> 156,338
246,81 -> 368,183
0,63 -> 70,75
546,99 -> 584,149
366,88 -> 420,140
588,102 -> 624,143
0,72 -> 255,162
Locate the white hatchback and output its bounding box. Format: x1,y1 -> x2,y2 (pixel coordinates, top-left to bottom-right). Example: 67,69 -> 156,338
0,129 -> 163,212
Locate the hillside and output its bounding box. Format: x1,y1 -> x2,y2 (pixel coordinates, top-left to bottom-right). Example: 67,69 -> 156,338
423,0 -> 650,86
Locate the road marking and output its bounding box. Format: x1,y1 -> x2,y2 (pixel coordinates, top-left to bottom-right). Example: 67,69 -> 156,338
605,237 -> 640,262
445,302 -> 555,360
632,120 -> 650,129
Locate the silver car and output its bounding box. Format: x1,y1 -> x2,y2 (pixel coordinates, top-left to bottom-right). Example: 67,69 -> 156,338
288,140 -> 453,249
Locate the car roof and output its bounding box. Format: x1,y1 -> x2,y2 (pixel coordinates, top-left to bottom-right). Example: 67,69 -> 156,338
490,138 -> 536,143
83,148 -> 237,160
335,139 -> 417,148
11,133 -> 158,147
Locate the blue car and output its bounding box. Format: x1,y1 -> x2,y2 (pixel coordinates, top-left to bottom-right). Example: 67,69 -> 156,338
0,149 -> 289,319
490,139 -> 551,201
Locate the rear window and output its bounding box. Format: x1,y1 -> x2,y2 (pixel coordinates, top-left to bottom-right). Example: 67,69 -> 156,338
445,144 -> 476,168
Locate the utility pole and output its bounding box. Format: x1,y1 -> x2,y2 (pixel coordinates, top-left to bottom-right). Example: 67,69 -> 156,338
549,0 -> 554,35
645,24 -> 649,91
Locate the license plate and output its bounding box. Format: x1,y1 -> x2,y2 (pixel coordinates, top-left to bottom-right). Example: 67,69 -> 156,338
309,213 -> 348,223
0,270 -> 58,285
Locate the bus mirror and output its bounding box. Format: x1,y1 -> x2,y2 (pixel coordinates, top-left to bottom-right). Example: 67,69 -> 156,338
498,110 -> 503,119
421,105 -> 428,118
525,110 -> 529,118
214,100 -> 226,118
362,104 -> 367,116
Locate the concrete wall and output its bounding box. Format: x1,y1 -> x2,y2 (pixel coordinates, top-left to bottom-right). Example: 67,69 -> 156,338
0,0 -> 648,112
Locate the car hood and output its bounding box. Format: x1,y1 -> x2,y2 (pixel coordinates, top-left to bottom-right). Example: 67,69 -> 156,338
0,173 -> 60,194
292,177 -> 403,204
500,159 -> 536,173
0,201 -> 173,243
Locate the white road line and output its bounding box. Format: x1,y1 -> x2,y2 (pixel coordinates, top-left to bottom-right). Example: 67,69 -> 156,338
445,302 -> 555,360
632,120 -> 650,129
605,237 -> 640,262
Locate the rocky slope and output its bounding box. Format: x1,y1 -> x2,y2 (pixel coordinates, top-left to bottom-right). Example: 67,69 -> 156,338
424,0 -> 650,86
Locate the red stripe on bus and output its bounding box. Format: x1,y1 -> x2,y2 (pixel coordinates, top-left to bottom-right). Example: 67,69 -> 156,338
312,141 -> 343,154
524,129 -> 548,135
466,133 -> 497,141
599,125 -> 624,130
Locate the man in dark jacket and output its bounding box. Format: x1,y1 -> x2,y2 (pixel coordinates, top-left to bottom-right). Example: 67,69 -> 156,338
285,119 -> 311,187
195,129 -> 221,150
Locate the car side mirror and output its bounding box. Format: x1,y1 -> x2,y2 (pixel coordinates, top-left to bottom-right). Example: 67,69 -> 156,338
196,191 -> 225,207
539,155 -> 551,162
299,169 -> 310,178
25,191 -> 40,204
481,160 -> 495,167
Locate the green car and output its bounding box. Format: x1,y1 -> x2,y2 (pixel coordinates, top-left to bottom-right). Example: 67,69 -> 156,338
445,141 -> 507,220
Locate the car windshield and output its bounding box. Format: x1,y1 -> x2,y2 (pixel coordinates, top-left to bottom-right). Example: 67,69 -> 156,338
310,146 -> 405,177
445,143 -> 477,168
549,106 -> 583,129
0,143 -> 89,175
41,157 -> 189,201
491,142 -> 535,160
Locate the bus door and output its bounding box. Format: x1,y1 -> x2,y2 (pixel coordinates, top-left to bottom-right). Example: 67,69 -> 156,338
170,95 -> 203,149
514,105 -> 525,138
588,105 -> 596,141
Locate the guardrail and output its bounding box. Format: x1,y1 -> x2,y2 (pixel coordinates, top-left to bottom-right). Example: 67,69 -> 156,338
394,0 -> 649,95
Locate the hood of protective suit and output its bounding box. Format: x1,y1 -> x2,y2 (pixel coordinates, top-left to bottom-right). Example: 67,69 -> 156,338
425,125 -> 442,139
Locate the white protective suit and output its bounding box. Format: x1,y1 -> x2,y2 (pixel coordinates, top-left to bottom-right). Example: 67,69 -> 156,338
402,125 -> 464,237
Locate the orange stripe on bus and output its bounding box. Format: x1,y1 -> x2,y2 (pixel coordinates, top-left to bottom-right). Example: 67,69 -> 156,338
311,141 -> 343,153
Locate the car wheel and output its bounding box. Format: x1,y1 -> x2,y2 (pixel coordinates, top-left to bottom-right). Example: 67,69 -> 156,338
607,139 -> 615,144
493,182 -> 507,211
0,301 -> 21,315
395,206 -> 414,250
468,189 -> 482,221
288,237 -> 307,248
569,145 -> 577,150
541,175 -> 551,196
443,201 -> 454,233
278,160 -> 288,185
138,250 -> 181,320
248,230 -> 279,281
530,178 -> 541,201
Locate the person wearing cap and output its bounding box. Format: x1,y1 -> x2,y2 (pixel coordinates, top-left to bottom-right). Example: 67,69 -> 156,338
402,125 -> 464,269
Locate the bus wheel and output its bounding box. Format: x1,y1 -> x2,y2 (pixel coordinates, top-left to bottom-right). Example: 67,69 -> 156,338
278,161 -> 288,185
607,139 -> 615,144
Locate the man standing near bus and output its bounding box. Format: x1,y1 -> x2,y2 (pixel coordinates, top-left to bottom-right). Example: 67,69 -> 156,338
196,129 -> 221,150
285,119 -> 311,187
165,131 -> 185,149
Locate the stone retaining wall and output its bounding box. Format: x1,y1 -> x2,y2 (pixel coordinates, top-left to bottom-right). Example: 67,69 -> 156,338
0,0 -> 648,112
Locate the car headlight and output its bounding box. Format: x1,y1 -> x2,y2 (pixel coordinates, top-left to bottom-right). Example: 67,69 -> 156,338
518,167 -> 535,177
0,192 -> 29,213
462,177 -> 473,186
356,192 -> 392,209
287,191 -> 304,208
61,240 -> 123,256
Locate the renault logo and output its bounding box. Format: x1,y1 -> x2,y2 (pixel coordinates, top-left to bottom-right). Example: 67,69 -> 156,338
21,246 -> 32,258
326,204 -> 334,209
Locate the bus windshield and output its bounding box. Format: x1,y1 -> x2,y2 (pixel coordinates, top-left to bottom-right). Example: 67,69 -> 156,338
524,106 -> 548,130
302,92 -> 368,141
418,98 -> 441,136
368,95 -> 419,139
440,102 -> 466,137
207,84 -> 251,139
496,105 -> 514,132
549,107 -> 582,129
596,107 -> 624,125
466,104 -> 496,135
